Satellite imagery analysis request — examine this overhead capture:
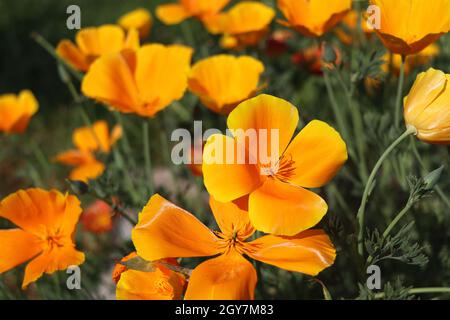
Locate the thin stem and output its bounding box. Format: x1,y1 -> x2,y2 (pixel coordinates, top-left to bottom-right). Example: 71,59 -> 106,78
394,57 -> 405,129
374,287 -> 450,299
91,188 -> 137,225
31,32 -> 83,81
142,120 -> 154,195
113,112 -> 133,159
357,126 -> 417,256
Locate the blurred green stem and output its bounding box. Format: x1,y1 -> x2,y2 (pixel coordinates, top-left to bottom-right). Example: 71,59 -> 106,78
357,125 -> 417,256
142,121 -> 154,195
374,287 -> 450,299
394,57 -> 405,129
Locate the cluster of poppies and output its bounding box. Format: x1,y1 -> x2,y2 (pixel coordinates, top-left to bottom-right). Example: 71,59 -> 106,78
1,0 -> 450,300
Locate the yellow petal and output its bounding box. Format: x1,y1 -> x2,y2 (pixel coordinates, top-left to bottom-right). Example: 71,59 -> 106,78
76,24 -> 125,57
227,94 -> 299,161
118,8 -> 152,39
69,160 -> 105,182
0,229 -> 41,274
56,40 -> 89,72
249,178 -> 328,236
284,120 -> 348,188
203,134 -> 262,203
245,229 -> 336,275
184,251 -> 257,300
156,4 -> 191,25
132,194 -> 221,261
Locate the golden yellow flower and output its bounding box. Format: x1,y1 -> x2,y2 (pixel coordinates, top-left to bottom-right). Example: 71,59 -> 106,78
156,0 -> 230,26
118,8 -> 153,39
82,44 -> 193,117
0,90 -> 38,134
213,1 -> 275,49
278,0 -> 352,37
56,25 -> 139,72
188,55 -> 264,114
404,68 -> 450,144
370,0 -> 450,56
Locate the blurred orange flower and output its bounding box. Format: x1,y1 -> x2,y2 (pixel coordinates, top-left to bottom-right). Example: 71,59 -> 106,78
113,252 -> 186,300
370,0 -> 450,56
292,44 -> 342,75
212,1 -> 275,50
203,94 -> 348,236
132,194 -> 336,300
82,44 -> 193,117
56,24 -> 139,72
188,55 -> 264,114
81,200 -> 113,234
55,120 -> 120,182
118,8 -> 152,39
278,0 -> 351,37
404,68 -> 450,144
0,90 -> 38,134
0,188 -> 85,289
156,0 -> 230,26
335,10 -> 374,45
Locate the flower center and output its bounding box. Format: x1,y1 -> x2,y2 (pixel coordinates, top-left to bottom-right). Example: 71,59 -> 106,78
215,230 -> 247,254
266,154 -> 296,182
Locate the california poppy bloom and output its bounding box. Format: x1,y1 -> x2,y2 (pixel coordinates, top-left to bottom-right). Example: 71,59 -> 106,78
213,1 -> 275,50
278,0 -> 352,37
0,90 -> 38,134
81,200 -> 113,234
118,8 -> 152,39
404,68 -> 450,144
202,94 -> 348,236
113,252 -> 186,300
0,188 -> 85,289
369,0 -> 450,56
132,194 -> 336,300
82,44 -> 193,117
55,150 -> 105,182
72,120 -> 122,154
56,24 -> 139,72
188,55 -> 264,114
156,0 -> 230,26
335,10 -> 374,45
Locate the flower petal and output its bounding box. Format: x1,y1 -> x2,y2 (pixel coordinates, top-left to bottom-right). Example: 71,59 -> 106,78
76,25 -> 125,56
22,247 -> 85,288
73,120 -> 110,153
184,251 -> 257,300
56,40 -> 89,72
227,94 -> 299,160
156,4 -> 191,25
245,229 -> 336,275
132,194 -> 221,261
0,229 -> 41,274
249,178 -> 328,236
203,134 -> 262,203
284,120 -> 348,188
69,161 -> 105,182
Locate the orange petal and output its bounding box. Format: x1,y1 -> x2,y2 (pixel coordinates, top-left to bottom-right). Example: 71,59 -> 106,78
184,251 -> 257,300
156,4 -> 192,25
22,246 -> 85,288
284,120 -> 348,188
0,189 -> 82,239
0,229 -> 41,274
56,40 -> 89,72
81,51 -> 140,114
69,160 -> 105,182
203,134 -> 262,203
118,8 -> 152,39
249,178 -> 328,236
132,194 -> 221,261
209,196 -> 254,240
55,149 -> 96,166
245,229 -> 336,275
76,25 -> 125,57
134,44 -> 193,116
227,94 -> 299,161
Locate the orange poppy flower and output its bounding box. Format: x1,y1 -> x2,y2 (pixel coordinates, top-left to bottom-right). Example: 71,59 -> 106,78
156,0 -> 230,26
56,24 -> 139,72
278,0 -> 352,37
202,94 -> 348,236
0,188 -> 85,289
55,150 -> 105,182
404,68 -> 450,144
113,252 -> 186,300
81,200 -> 113,234
369,0 -> 450,56
0,90 -> 38,134
73,120 -> 122,153
188,55 -> 264,114
118,8 -> 152,39
335,10 -> 375,45
213,1 -> 275,49
81,44 -> 193,117
132,194 -> 336,300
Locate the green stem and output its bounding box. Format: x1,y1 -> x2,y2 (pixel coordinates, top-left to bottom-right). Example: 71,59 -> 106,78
91,188 -> 137,225
113,112 -> 133,158
394,57 -> 405,129
31,32 -> 83,82
142,120 -> 154,195
112,148 -> 140,204
357,125 -> 417,256
374,287 -> 450,299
